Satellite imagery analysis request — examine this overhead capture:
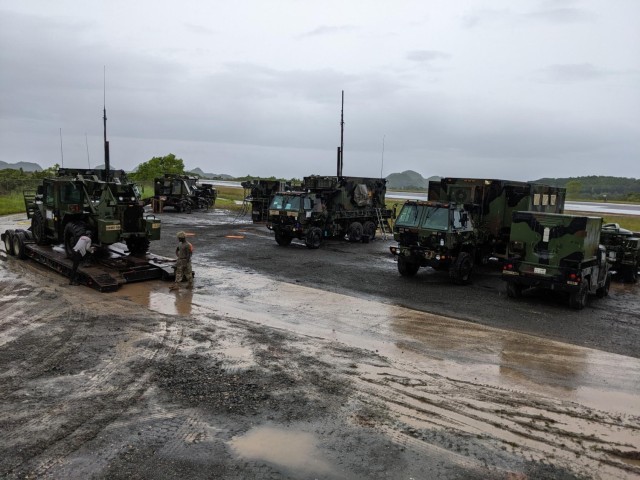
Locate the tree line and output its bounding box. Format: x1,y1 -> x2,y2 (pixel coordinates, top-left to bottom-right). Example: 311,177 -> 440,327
533,176 -> 640,201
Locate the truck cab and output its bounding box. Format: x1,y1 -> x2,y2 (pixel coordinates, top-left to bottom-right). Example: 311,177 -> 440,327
267,192 -> 324,248
391,200 -> 476,283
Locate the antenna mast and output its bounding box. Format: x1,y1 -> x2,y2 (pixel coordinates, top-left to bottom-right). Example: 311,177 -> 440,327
380,135 -> 385,179
336,90 -> 344,177
85,133 -> 91,168
103,66 -> 110,182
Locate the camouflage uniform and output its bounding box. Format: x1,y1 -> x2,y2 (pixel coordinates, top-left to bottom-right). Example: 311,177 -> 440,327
172,232 -> 193,289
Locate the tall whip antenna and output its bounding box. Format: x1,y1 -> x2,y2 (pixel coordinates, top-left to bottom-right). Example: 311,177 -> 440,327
85,133 -> 91,168
103,66 -> 110,182
336,90 -> 344,177
380,135 -> 385,179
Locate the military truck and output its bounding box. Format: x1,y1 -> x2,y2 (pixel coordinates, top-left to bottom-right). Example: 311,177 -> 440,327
185,176 -> 217,209
390,178 -> 566,284
502,212 -> 611,309
600,223 -> 640,283
151,174 -> 216,212
267,175 -> 392,248
241,179 -> 295,222
24,168 -> 159,256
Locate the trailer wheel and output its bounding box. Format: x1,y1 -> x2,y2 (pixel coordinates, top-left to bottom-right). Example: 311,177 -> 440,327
305,227 -> 322,249
31,209 -> 48,245
569,282 -> 588,310
4,229 -> 15,255
348,222 -> 363,242
506,282 -> 523,298
363,221 -> 377,241
398,255 -> 419,276
64,221 -> 87,258
12,231 -> 28,259
275,231 -> 292,246
596,274 -> 611,298
126,237 -> 150,255
450,252 -> 473,285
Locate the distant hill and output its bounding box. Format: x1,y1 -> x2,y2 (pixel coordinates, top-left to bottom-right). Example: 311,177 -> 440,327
385,170 -> 439,190
0,161 -> 42,172
189,168 -> 234,179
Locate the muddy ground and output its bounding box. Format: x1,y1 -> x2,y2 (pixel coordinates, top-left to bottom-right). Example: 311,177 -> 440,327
1,209 -> 639,480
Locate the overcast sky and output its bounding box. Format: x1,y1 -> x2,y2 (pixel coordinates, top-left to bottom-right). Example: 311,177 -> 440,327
1,0 -> 638,180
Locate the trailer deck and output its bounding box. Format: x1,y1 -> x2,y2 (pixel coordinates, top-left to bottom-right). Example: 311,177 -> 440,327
2,229 -> 175,292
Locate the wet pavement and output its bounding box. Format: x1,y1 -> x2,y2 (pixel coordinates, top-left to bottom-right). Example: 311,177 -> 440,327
1,209 -> 639,479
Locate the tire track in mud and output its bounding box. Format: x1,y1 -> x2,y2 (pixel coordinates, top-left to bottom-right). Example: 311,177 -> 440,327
345,357 -> 640,479
0,272 -> 186,479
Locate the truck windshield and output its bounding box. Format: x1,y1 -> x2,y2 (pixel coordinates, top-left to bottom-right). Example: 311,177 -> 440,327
395,204 -> 422,227
421,206 -> 449,231
270,195 -> 301,212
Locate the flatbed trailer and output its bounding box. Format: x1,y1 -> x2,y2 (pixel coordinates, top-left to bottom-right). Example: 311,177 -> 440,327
2,228 -> 175,292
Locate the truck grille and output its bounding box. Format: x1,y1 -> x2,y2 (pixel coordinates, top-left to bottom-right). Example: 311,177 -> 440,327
123,206 -> 142,233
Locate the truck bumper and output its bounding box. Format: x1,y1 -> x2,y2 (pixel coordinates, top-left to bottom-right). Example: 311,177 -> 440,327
501,271 -> 580,294
389,245 -> 452,269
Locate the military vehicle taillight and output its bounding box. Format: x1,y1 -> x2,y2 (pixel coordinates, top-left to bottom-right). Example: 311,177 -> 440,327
69,204 -> 81,213
503,263 -> 514,270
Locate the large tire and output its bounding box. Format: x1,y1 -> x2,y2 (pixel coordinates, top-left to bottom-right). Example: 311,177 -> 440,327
64,221 -> 87,258
569,281 -> 588,310
449,252 -> 473,285
348,222 -> 363,242
4,229 -> 15,255
126,237 -> 150,255
398,255 -> 420,277
31,209 -> 48,245
305,227 -> 322,249
362,221 -> 377,241
12,231 -> 28,260
596,274 -> 611,298
506,282 -> 523,299
275,231 -> 292,246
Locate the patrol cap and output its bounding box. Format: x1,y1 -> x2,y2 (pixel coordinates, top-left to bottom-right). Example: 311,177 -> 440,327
177,231 -> 186,239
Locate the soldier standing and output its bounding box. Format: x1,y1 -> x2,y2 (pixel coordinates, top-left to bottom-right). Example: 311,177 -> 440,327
171,231 -> 193,290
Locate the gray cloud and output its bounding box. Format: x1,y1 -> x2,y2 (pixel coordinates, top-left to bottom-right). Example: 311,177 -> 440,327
183,23 -> 215,35
406,50 -> 451,65
1,2 -> 638,181
299,25 -> 357,37
536,63 -> 609,83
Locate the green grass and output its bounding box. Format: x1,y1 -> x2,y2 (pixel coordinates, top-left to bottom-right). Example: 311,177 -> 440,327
0,192 -> 26,215
585,213 -> 640,232
214,186 -> 245,211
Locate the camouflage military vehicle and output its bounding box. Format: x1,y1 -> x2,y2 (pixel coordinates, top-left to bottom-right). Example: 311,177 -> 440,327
502,212 -> 611,309
185,176 -> 217,209
600,223 -> 639,283
26,167 -> 160,256
152,174 -> 216,212
267,175 -> 391,248
390,178 -> 566,284
241,179 -> 295,222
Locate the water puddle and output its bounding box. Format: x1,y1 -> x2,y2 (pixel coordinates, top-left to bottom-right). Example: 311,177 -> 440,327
115,266 -> 640,417
229,426 -> 334,476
